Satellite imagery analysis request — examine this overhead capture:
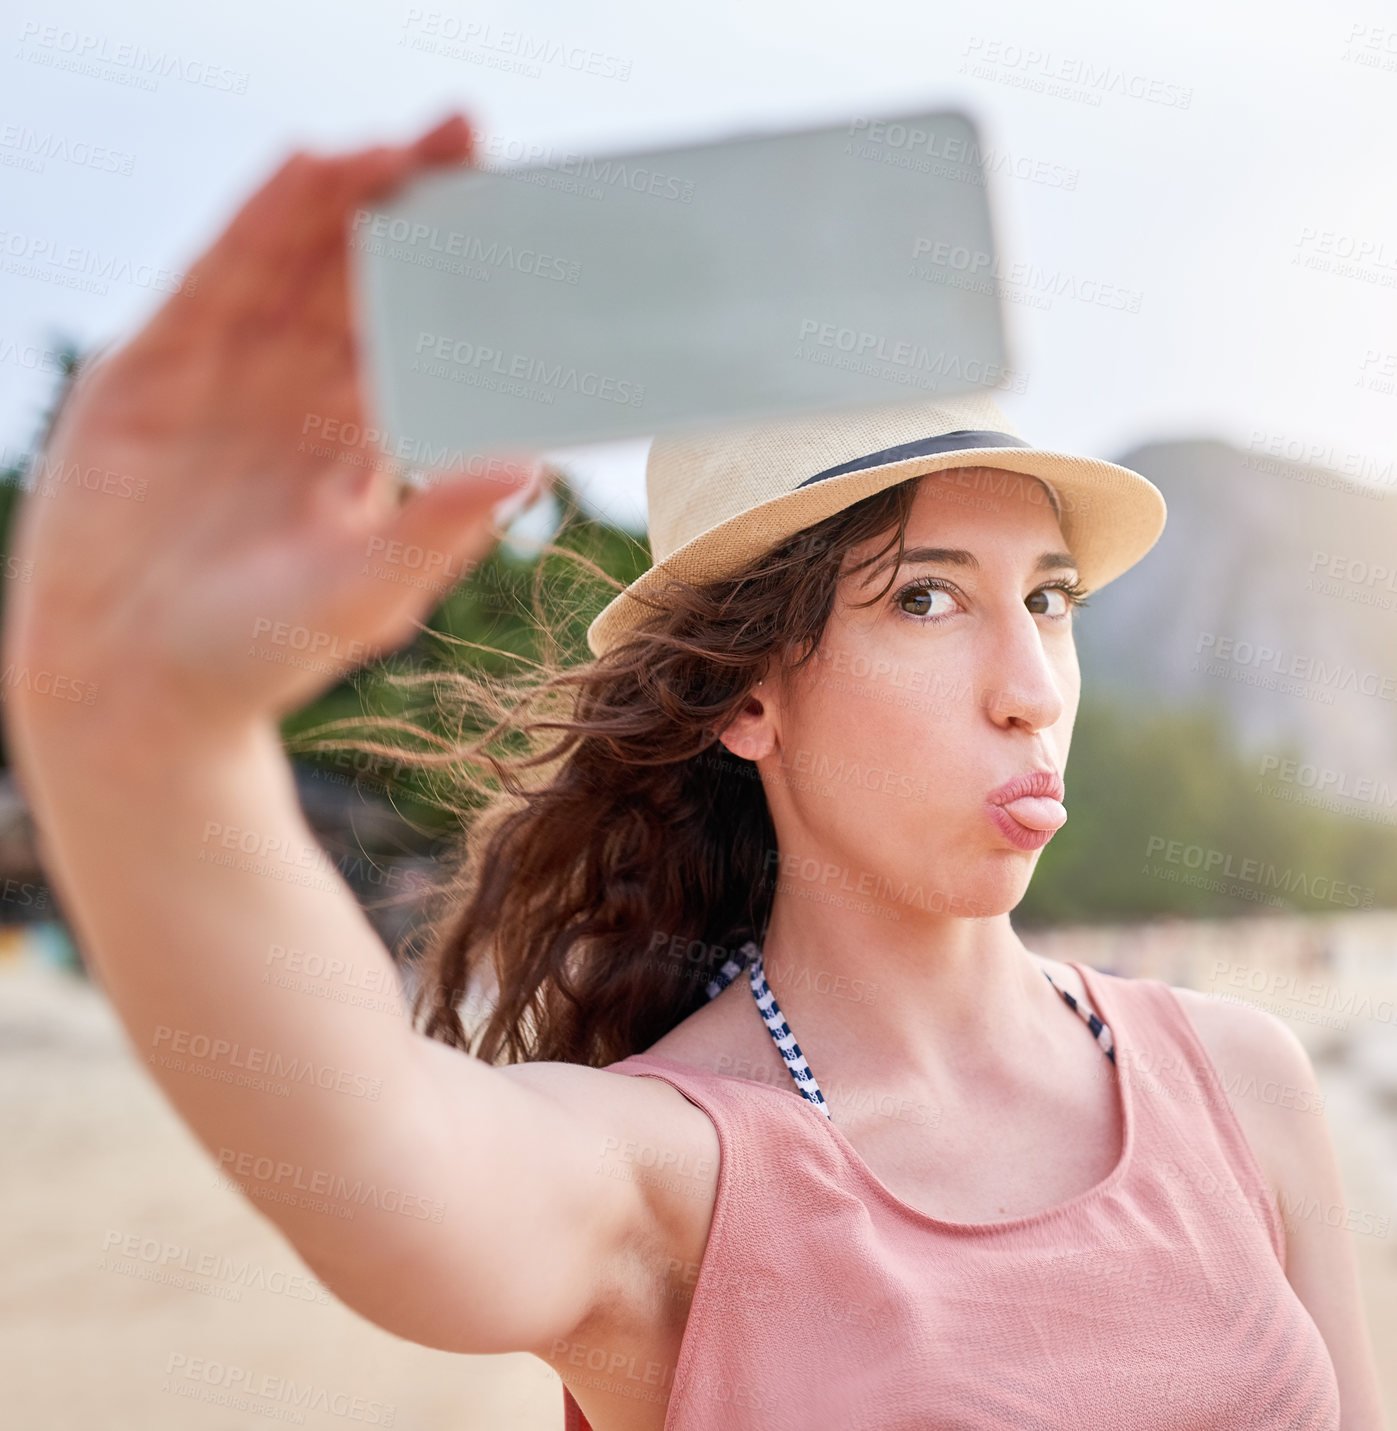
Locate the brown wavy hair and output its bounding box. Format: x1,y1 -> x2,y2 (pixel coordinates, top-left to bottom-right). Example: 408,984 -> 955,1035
295,464 -> 1054,1068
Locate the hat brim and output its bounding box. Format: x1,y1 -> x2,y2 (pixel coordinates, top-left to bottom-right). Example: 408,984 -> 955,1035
585,446 -> 1165,658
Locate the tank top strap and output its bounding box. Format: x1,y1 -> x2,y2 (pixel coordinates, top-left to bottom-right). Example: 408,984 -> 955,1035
1071,960 -> 1287,1267
605,1049 -> 841,1153
561,1383 -> 590,1431
564,1051 -> 838,1431
590,1050 -> 892,1424
599,1048 -> 856,1259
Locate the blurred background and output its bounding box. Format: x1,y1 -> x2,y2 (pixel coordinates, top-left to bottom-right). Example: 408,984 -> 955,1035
3,0 -> 1395,1425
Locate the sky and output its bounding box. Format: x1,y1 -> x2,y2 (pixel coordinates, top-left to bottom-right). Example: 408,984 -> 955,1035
3,0 -> 1395,535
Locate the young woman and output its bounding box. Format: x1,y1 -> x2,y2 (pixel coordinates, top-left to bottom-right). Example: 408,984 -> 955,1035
4,114 -> 1384,1431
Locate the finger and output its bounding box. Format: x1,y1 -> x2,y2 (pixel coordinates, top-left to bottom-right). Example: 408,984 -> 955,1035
408,112 -> 476,164
381,454 -> 543,576
174,114 -> 478,330
239,114 -> 475,261
379,113 -> 476,206
287,118 -> 477,321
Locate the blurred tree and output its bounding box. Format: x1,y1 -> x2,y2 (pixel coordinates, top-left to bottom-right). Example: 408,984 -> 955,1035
279,466 -> 652,838
0,337 -> 83,770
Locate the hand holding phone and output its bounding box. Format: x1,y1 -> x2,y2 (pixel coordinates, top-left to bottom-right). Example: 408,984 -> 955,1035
2,113 -> 536,742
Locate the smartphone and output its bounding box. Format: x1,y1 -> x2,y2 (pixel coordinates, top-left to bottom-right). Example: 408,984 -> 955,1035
350,106 -> 1012,464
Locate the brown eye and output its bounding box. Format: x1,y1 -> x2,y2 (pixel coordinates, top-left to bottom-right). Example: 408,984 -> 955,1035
896,581 -> 956,620
1027,587 -> 1069,616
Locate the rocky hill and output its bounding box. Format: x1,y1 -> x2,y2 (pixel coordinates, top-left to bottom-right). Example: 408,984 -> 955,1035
1077,437 -> 1397,801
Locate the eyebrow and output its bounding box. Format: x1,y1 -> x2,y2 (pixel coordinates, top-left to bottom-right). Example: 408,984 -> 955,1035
863,546 -> 1079,583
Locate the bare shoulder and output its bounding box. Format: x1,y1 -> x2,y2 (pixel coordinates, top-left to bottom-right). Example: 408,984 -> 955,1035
492,966 -> 771,1174
1166,982 -> 1316,1086
1161,983 -> 1329,1195
495,1054 -> 721,1196
491,981 -> 771,1250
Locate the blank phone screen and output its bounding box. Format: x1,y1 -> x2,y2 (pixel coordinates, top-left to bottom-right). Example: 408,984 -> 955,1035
351,108 -> 1010,461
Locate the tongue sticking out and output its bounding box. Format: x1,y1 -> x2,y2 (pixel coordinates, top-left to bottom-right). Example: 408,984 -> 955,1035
999,795 -> 1067,832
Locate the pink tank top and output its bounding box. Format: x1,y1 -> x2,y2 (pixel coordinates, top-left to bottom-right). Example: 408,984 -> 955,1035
562,960 -> 1340,1430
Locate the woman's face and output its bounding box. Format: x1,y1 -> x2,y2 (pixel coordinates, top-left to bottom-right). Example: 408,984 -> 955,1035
722,467 -> 1083,921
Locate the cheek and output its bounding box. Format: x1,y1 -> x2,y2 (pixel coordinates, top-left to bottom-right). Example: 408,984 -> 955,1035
788,682 -> 980,821
805,614 -> 978,712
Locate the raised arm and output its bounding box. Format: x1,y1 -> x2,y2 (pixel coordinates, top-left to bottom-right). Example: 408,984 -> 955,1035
1,116 -> 689,1358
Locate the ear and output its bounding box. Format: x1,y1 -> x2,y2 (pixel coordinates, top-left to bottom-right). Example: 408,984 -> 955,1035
714,679 -> 778,763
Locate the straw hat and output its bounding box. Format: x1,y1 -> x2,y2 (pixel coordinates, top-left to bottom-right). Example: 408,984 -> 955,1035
585,387 -> 1166,658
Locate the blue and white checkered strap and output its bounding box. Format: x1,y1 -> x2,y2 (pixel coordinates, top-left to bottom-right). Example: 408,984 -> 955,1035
1051,976 -> 1117,1064
706,939 -> 828,1118
747,945 -> 831,1118
704,939 -> 760,1001
705,939 -> 1115,1119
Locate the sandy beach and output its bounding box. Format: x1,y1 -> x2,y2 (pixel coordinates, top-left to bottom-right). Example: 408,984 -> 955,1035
1,939 -> 564,1430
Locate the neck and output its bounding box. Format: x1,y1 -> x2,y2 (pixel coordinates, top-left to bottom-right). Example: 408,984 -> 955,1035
757,902 -> 1068,1089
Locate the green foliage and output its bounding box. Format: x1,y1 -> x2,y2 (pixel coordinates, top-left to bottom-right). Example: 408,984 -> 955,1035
0,339 -> 82,769
278,476 -> 651,838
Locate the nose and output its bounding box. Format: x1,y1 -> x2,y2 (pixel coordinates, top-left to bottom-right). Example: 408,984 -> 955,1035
977,604 -> 1070,732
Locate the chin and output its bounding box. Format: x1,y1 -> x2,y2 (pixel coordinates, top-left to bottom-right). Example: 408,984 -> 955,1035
940,857 -> 1038,920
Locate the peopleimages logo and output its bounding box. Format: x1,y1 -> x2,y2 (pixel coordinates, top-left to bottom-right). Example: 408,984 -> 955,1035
0,225 -> 195,295
844,117 -> 1080,190
100,1229 -> 329,1303
399,11 -> 633,83
16,21 -> 251,93
1258,753 -> 1397,809
776,745 -> 928,802
350,209 -> 580,283
1243,430 -> 1394,487
1194,632 -> 1397,704
794,318 -> 1029,394
959,37 -> 1192,109
214,1147 -> 446,1222
0,123 -> 136,175
763,848 -> 988,916
909,238 -> 1144,313
149,1026 -> 383,1101
413,331 -> 646,406
1143,835 -> 1373,908
161,1353 -> 394,1424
